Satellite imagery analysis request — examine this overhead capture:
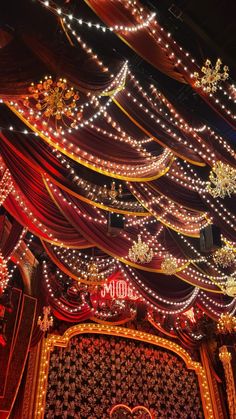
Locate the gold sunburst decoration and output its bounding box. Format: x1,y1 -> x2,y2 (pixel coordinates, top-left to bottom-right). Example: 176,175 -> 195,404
23,76 -> 82,129
224,276 -> 236,297
161,256 -> 178,275
213,246 -> 236,268
193,58 -> 229,93
206,161 -> 236,199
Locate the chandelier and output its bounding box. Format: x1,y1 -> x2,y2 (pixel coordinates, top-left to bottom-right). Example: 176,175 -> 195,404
206,161 -> 236,199
102,182 -> 122,200
128,235 -> 153,264
161,256 -> 178,275
213,246 -> 236,268
0,252 -> 9,290
223,276 -> 236,297
37,306 -> 53,332
217,313 -> 236,334
0,168 -> 13,206
24,76 -> 82,129
193,58 -> 229,93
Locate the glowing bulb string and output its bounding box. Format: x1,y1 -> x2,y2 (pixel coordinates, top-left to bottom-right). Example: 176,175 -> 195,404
3,233 -> 34,291
39,0 -> 156,34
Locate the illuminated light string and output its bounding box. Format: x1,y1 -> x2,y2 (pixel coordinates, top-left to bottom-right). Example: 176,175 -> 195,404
177,232 -> 236,286
126,76 -> 218,165
3,233 -> 33,291
11,187 -> 66,247
51,148 -> 144,212
121,263 -> 200,314
125,89 -> 214,164
11,100 -> 168,179
200,291 -> 236,309
128,182 -> 210,235
43,261 -> 93,314
55,0 -> 235,126
165,160 -> 236,230
180,160 -> 236,228
40,0 -> 156,34
150,26 -> 236,120
51,245 -> 117,280
138,182 -> 209,224
150,85 -> 235,161
47,180 -> 178,248
0,123 -> 151,213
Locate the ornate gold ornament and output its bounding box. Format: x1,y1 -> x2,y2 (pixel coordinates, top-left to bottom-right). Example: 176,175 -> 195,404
37,306 -> 53,332
193,58 -> 229,93
219,346 -> 236,419
217,313 -> 236,334
223,276 -> 236,297
213,246 -> 236,268
206,161 -> 236,199
161,256 -> 178,275
24,76 -> 82,128
102,182 -> 122,200
128,235 -> 153,264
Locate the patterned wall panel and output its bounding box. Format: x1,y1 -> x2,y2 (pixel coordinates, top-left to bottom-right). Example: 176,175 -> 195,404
44,334 -> 203,418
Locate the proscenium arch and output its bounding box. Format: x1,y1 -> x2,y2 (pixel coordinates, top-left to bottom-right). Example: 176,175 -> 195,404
34,323 -> 214,418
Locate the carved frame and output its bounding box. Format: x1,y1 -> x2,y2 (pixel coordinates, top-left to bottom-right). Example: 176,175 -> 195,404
34,323 -> 214,418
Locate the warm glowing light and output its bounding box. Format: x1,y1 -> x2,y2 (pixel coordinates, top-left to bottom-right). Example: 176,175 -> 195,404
206,161 -> 236,198
128,235 -> 154,264
193,58 -> 229,93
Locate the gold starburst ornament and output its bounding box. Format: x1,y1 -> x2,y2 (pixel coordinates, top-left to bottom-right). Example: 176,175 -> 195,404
23,76 -> 82,129
193,58 -> 229,93
161,256 -> 178,275
206,161 -> 236,199
213,246 -> 236,268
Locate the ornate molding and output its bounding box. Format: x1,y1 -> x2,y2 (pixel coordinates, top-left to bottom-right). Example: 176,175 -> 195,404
34,323 -> 214,418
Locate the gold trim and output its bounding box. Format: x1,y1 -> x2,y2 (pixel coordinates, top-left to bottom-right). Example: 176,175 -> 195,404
43,176 -> 149,217
112,98 -> 206,167
6,103 -> 173,182
34,323 -> 214,418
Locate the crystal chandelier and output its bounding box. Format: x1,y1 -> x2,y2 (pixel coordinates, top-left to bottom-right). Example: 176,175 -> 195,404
217,313 -> 236,334
206,161 -> 236,199
128,235 -> 153,264
161,256 -> 178,275
37,306 -> 53,332
213,246 -> 236,268
23,76 -> 82,129
193,58 -> 229,93
0,168 -> 13,206
102,182 -> 122,200
224,276 -> 236,297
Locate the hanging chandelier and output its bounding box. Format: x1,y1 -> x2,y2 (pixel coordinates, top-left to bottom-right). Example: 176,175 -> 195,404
224,276 -> 236,297
193,58 -> 229,93
217,313 -> 236,334
0,168 -> 13,206
23,76 -> 82,129
161,256 -> 178,275
102,182 -> 122,200
128,235 -> 153,264
213,246 -> 236,268
37,306 -> 53,332
206,161 -> 236,199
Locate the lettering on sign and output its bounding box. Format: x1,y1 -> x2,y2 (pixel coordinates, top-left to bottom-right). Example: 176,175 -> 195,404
101,279 -> 139,300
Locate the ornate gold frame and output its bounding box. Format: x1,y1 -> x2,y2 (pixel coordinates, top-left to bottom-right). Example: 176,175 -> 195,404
34,323 -> 214,418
